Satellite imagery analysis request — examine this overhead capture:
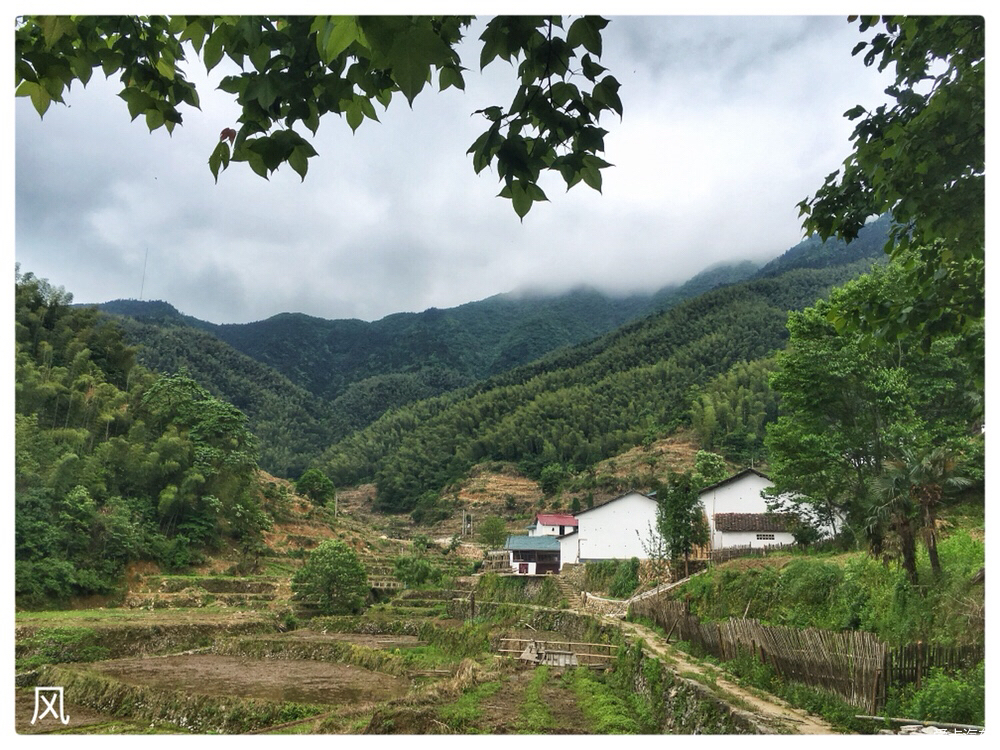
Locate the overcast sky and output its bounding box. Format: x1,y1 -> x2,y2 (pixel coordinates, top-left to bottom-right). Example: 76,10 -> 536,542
14,13 -> 900,325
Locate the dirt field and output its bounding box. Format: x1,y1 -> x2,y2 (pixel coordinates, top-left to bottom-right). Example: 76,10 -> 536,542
277,630 -> 425,649
92,654 -> 410,705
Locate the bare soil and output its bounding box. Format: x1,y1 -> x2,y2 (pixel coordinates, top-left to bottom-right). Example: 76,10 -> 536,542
276,630 -> 425,649
91,653 -> 410,706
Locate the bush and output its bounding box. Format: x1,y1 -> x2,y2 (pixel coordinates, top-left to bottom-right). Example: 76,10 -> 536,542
477,515 -> 508,549
394,555 -> 443,587
609,558 -> 641,598
900,663 -> 985,726
291,540 -> 368,615
295,468 -> 336,506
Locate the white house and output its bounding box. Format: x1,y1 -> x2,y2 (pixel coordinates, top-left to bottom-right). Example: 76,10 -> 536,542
561,491 -> 662,568
698,468 -> 797,550
528,513 -> 578,537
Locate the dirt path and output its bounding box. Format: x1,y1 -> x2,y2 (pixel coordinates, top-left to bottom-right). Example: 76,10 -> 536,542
611,618 -> 839,734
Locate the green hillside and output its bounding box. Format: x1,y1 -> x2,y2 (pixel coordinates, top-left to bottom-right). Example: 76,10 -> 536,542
320,256 -> 886,512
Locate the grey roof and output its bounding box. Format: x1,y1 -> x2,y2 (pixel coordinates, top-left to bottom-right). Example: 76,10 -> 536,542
572,490 -> 654,517
714,513 -> 793,533
504,535 -> 562,551
698,468 -> 771,496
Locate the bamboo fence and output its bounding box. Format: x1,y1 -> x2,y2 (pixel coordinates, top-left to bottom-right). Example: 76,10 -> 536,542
629,596 -> 982,714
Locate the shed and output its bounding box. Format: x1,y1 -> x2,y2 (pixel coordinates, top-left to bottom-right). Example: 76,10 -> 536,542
504,534 -> 561,575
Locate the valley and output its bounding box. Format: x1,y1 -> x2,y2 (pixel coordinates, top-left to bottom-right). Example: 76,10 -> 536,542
14,212 -> 984,734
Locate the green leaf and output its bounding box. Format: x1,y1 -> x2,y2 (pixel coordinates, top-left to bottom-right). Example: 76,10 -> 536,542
39,16 -> 78,48
203,29 -> 225,72
145,107 -> 165,132
509,180 -> 533,219
99,50 -> 124,77
209,141 -> 231,182
288,145 -> 309,180
346,98 -> 363,133
69,55 -> 94,87
567,17 -> 603,57
119,87 -> 156,121
316,16 -> 368,64
387,27 -> 451,106
249,43 -> 271,73
156,55 -> 176,81
180,19 -> 209,54
16,81 -> 52,117
439,65 -> 465,92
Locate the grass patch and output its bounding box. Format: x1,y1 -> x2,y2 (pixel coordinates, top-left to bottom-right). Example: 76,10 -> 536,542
567,668 -> 642,733
516,666 -> 554,733
437,680 -> 503,731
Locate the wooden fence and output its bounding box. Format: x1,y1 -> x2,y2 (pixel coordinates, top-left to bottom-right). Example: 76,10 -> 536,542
629,597 -> 983,713
496,638 -> 617,668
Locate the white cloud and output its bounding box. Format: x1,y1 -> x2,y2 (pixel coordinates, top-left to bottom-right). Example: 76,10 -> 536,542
15,15 -> 896,323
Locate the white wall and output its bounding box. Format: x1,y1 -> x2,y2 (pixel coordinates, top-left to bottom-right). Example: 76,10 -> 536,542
559,533 -> 579,569
577,492 -> 661,562
719,530 -> 796,549
701,472 -> 773,550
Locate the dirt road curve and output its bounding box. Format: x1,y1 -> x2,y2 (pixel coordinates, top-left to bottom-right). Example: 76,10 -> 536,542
613,618 -> 839,734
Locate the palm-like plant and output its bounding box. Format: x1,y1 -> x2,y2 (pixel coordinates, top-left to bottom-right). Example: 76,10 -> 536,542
874,446 -> 972,583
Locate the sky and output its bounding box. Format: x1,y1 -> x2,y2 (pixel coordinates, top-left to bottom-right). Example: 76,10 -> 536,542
13,12 -> 902,325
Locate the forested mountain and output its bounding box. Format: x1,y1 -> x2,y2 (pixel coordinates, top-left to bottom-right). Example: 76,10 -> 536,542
95,260 -> 764,476
106,317 -> 343,477
99,260 -> 764,400
94,218 -> 888,485
319,255 -> 887,513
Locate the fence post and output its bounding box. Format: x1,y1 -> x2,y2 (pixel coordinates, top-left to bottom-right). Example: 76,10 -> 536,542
916,641 -> 923,690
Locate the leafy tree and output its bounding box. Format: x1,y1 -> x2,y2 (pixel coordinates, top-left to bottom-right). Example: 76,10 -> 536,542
766,264 -> 981,581
655,472 -> 709,578
477,515 -> 509,549
692,450 -> 728,487
291,540 -> 368,614
539,462 -> 567,496
608,557 -> 640,598
799,16 -> 984,360
15,15 -> 621,218
295,467 -> 336,506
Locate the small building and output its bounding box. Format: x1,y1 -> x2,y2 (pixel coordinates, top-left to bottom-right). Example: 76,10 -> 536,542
504,534 -> 561,575
529,513 -> 578,537
698,468 -> 796,549
564,491 -> 661,567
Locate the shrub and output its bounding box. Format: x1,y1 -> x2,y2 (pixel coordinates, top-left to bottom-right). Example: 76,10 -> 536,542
291,540 -> 368,615
394,555 -> 443,587
609,558 -> 641,598
901,663 -> 985,726
477,515 -> 508,549
295,468 -> 336,506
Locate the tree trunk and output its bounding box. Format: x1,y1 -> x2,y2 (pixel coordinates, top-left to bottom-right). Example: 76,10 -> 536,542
898,516 -> 919,586
923,503 -> 942,576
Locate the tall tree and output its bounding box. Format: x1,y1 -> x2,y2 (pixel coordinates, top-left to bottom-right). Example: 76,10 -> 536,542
15,15 -> 621,218
799,16 -> 984,362
766,264 -> 981,581
655,471 -> 709,578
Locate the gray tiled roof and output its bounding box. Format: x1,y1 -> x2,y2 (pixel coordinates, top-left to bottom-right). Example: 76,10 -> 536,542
504,535 -> 561,551
714,513 -> 793,532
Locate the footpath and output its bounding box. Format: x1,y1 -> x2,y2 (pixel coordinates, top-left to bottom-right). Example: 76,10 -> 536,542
610,616 -> 838,734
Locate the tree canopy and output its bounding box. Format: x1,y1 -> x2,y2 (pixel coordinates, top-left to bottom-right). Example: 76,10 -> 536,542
15,14 -> 621,218
799,16 -> 984,354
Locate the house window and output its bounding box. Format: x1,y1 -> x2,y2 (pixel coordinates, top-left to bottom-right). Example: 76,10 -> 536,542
756,533 -> 775,541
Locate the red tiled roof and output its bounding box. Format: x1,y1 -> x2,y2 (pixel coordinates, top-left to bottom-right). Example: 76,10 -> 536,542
535,513 -> 578,526
714,513 -> 793,533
